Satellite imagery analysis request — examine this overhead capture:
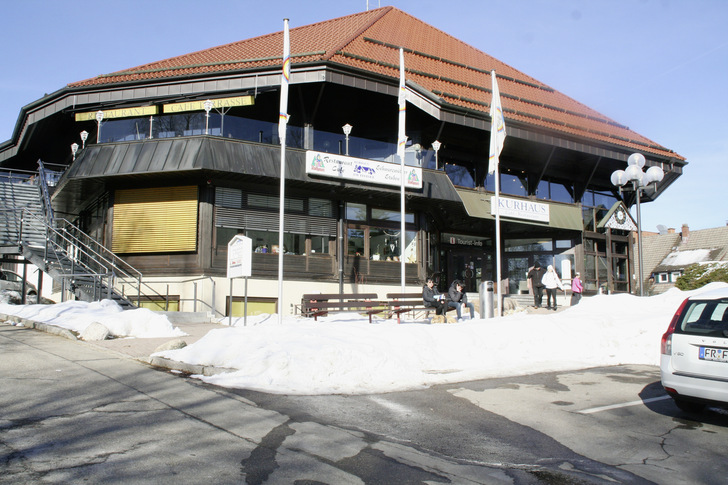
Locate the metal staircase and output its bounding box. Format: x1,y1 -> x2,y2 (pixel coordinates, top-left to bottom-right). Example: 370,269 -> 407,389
1,163 -> 163,309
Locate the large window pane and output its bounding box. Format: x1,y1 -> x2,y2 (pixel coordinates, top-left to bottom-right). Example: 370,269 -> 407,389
505,238 -> 553,252
445,164 -> 475,188
310,236 -> 331,254
346,203 -> 366,221
347,228 -> 365,255
372,207 -> 414,224
500,174 -> 527,196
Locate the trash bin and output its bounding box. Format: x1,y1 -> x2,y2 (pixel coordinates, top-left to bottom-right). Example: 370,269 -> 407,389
479,281 -> 494,319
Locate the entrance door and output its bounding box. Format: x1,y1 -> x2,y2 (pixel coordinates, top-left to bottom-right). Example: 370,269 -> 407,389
444,249 -> 484,293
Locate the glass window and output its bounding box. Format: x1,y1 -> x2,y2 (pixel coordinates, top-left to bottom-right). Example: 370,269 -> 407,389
247,230 -> 304,255
612,241 -> 628,255
500,174 -> 527,196
347,228 -> 365,255
216,227 -> 242,247
371,207 -> 414,224
505,238 -> 553,252
346,203 -> 367,221
592,190 -> 617,210
310,236 -> 331,254
550,182 -> 573,203
555,240 -> 572,249
445,164 -> 475,188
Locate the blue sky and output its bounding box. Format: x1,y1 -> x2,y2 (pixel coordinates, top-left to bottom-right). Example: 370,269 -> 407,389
1,0 -> 726,231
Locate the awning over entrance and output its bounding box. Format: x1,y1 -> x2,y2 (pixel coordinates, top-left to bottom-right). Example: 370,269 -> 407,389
455,188 -> 583,231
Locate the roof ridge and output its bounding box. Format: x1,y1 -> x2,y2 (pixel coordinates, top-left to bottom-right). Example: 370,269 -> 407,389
322,6 -> 393,61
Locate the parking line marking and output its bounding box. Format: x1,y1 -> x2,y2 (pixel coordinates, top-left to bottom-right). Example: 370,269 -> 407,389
578,395 -> 671,414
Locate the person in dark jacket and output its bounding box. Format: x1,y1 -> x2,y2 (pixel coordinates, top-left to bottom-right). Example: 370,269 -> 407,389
527,261 -> 546,308
447,280 -> 475,320
422,277 -> 446,316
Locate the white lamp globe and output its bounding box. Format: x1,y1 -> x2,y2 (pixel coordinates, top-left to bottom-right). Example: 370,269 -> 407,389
625,164 -> 643,182
627,152 -> 646,168
645,166 -> 664,184
610,170 -> 626,187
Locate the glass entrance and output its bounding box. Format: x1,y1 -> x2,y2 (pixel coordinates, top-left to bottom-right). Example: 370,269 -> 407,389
442,249 -> 486,293
506,257 -> 530,294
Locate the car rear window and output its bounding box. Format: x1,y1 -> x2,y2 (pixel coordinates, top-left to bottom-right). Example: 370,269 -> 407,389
677,299 -> 728,337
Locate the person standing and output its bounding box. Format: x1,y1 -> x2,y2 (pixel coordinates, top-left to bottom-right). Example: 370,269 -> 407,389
447,280 -> 475,320
422,277 -> 446,316
541,265 -> 564,310
527,262 -> 546,308
570,272 -> 583,306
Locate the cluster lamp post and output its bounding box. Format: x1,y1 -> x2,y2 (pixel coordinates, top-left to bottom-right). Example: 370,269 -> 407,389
611,153 -> 664,296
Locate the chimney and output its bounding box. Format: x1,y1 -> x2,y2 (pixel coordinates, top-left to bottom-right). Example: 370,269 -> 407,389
667,227 -> 675,234
681,223 -> 689,244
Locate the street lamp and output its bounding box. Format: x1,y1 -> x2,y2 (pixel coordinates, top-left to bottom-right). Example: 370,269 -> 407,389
80,130 -> 89,149
611,152 -> 664,296
432,140 -> 441,170
95,111 -> 104,143
71,143 -> 79,161
342,123 -> 352,155
204,100 -> 214,135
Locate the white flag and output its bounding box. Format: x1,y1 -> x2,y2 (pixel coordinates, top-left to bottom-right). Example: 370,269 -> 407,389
397,48 -> 407,163
278,19 -> 290,143
488,70 -> 506,174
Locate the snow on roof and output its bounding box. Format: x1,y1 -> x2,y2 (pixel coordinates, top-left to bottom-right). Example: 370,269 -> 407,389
661,248 -> 712,267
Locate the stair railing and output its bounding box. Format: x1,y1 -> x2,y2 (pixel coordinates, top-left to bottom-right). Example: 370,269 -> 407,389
36,160 -> 59,225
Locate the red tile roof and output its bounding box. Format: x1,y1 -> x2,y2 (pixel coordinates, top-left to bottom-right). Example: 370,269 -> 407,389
68,7 -> 682,161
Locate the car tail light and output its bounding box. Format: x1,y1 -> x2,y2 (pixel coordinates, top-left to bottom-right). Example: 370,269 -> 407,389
661,297 -> 688,355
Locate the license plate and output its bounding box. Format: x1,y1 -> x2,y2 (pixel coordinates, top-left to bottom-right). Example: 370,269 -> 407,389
699,347 -> 728,363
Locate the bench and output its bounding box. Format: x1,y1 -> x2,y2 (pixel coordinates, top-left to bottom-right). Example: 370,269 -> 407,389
301,293 -> 384,323
385,292 -> 455,323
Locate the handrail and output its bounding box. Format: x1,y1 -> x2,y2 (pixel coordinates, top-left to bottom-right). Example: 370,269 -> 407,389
13,208 -> 167,308
36,160 -> 58,224
53,218 -> 169,306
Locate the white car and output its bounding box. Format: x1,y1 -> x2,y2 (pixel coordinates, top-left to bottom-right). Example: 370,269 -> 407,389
661,287 -> 728,413
0,269 -> 38,302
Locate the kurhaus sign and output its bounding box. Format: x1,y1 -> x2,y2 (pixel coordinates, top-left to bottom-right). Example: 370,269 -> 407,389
75,105 -> 158,121
490,196 -> 550,223
305,151 -> 423,189
162,95 -> 254,113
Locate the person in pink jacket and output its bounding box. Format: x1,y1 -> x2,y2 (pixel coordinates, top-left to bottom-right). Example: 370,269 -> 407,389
571,272 -> 583,306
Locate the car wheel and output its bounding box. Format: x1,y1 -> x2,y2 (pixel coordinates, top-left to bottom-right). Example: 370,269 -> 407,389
673,397 -> 705,414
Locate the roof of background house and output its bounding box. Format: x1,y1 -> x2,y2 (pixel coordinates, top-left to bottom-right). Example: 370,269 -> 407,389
67,7 -> 682,162
643,225 -> 728,276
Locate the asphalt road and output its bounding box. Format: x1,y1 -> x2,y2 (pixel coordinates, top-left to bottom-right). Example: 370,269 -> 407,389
2,322 -> 727,484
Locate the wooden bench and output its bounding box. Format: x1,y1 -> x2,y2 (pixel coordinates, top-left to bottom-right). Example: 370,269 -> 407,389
301,293 -> 384,323
385,292 -> 455,323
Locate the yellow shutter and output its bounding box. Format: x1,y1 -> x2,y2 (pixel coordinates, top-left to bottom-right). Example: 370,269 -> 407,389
112,186 -> 198,253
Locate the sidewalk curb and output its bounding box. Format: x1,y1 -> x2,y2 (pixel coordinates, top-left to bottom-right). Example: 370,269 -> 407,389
1,313 -> 78,340
2,312 -> 233,377
147,356 -> 233,376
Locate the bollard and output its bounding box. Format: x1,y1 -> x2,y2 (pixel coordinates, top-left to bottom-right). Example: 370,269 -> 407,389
479,281 -> 494,319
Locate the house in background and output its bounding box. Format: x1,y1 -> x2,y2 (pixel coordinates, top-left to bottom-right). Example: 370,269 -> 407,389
641,224 -> 728,294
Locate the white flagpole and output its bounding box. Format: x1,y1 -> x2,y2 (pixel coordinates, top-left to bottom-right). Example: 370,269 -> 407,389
488,70 -> 506,316
277,19 -> 290,324
398,48 -> 407,293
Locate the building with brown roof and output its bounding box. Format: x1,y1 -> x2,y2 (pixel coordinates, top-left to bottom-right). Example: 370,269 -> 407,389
0,7 -> 685,315
641,224 -> 728,294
